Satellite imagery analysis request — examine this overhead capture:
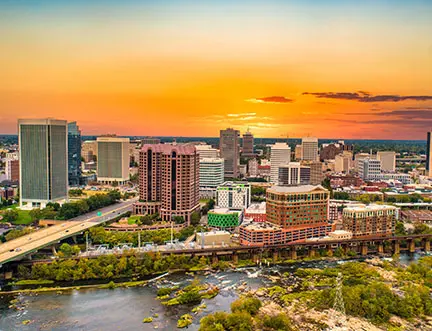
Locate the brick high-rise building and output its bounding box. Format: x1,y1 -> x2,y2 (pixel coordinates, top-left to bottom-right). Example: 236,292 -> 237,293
134,144 -> 200,224
220,128 -> 240,178
5,158 -> 19,182
242,130 -> 255,157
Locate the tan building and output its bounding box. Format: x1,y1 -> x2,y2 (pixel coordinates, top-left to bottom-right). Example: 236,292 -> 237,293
301,137 -> 319,161
134,144 -> 200,224
377,151 -> 396,172
81,140 -> 97,162
97,136 -> 130,185
196,230 -> 231,246
294,145 -> 302,160
335,152 -> 352,173
305,161 -> 324,185
342,204 -> 396,238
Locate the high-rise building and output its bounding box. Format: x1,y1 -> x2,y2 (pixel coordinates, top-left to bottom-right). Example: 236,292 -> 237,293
97,136 -> 130,185
195,144 -> 219,159
320,143 -> 341,161
216,181 -> 251,210
294,145 -> 302,160
242,130 -> 255,157
220,128 -> 240,178
5,158 -> 19,182
19,118 -> 68,208
358,158 -> 381,180
270,142 -> 291,183
427,132 -> 432,177
377,151 -> 396,172
81,140 -> 97,163
199,158 -> 224,197
301,137 -> 319,161
248,158 -> 259,177
134,144 -> 200,223
67,122 -> 82,186
278,162 -> 310,185
307,161 -> 324,185
342,204 -> 396,237
354,153 -> 370,172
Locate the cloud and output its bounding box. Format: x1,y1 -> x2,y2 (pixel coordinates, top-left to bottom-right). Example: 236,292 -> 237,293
245,96 -> 293,104
303,91 -> 432,103
348,108 -> 432,119
227,113 -> 256,117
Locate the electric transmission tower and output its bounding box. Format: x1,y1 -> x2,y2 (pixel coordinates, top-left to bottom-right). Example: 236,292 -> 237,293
331,272 -> 346,327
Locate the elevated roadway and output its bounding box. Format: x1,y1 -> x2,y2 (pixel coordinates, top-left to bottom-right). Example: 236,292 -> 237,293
0,198 -> 138,266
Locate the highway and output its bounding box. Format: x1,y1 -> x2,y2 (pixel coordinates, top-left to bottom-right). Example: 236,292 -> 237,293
0,197 -> 138,266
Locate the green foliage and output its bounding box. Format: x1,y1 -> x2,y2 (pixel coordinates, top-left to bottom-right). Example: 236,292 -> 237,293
231,297 -> 262,316
157,286 -> 179,297
142,317 -> 153,323
395,221 -> 407,236
2,209 -> 18,222
333,191 -> 350,200
69,189 -> 84,197
413,223 -> 432,235
190,211 -> 201,226
199,311 -> 253,331
177,314 -> 193,328
261,313 -> 293,330
5,227 -> 35,241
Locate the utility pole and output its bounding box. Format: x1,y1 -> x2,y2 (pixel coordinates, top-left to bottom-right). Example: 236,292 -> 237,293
138,232 -> 141,249
332,272 -> 346,327
86,232 -> 89,254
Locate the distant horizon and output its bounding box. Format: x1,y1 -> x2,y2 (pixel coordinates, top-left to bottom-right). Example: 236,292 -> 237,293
0,132 -> 427,143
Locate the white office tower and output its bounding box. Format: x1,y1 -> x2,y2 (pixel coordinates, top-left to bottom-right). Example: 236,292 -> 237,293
97,136 -> 130,185
216,181 -> 251,210
19,118 -> 68,208
270,142 -> 291,183
358,158 -> 381,180
195,144 -> 219,159
301,137 -> 318,161
278,162 -> 311,185
199,158 -> 224,198
377,151 -> 396,172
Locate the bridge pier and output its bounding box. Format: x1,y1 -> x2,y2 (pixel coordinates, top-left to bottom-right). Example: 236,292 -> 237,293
423,239 -> 431,252
308,248 -> 316,258
232,253 -> 238,264
252,253 -> 259,264
342,244 -> 349,255
290,247 -> 297,260
272,250 -> 279,263
72,235 -> 78,244
408,239 -> 415,253
327,245 -> 333,257
377,243 -> 384,254
393,241 -> 400,255
51,245 -> 57,255
360,244 -> 368,256
212,253 -> 218,265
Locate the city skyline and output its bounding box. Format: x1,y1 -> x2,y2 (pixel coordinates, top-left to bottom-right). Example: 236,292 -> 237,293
1,1 -> 432,139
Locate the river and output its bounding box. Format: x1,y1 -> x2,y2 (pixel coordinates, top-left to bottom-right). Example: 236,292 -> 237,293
0,253 -> 425,331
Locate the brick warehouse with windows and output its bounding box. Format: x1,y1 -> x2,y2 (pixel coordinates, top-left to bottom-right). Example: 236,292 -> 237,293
239,185 -> 333,245
133,144 -> 200,224
342,204 -> 396,238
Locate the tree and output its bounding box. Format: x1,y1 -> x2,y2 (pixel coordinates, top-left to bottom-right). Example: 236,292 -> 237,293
190,212 -> 201,226
2,209 -> 18,223
231,297 -> 262,316
59,243 -> 73,257
173,216 -> 185,224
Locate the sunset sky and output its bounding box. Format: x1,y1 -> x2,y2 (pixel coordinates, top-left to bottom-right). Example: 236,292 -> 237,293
1,0 -> 432,139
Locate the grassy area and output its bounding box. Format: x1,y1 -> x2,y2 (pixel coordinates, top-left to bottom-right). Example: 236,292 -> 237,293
199,198 -> 210,204
127,216 -> 141,225
14,210 -> 32,225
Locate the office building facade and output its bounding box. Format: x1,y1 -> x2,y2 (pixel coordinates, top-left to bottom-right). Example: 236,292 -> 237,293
278,162 -> 310,185
97,136 -> 130,184
427,132 -> 432,177
5,158 -> 19,182
242,131 -> 255,157
301,137 -> 319,161
270,142 -> 291,183
67,122 -> 82,186
216,181 -> 251,210
19,118 -> 68,208
377,151 -> 396,172
195,144 -> 219,159
134,144 -> 200,223
219,128 -> 240,178
199,157 -> 224,198
358,158 -> 381,180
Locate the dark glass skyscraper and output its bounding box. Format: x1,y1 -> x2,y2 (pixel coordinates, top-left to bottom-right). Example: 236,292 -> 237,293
427,132 -> 431,176
68,122 -> 82,186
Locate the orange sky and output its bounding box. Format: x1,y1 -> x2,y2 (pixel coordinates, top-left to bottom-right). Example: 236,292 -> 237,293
1,1 -> 432,139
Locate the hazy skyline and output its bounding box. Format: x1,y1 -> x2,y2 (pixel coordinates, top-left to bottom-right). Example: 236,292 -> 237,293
1,0 -> 432,139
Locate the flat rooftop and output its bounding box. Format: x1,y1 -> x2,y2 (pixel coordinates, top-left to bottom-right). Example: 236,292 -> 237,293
269,184 -> 326,193
343,204 -> 397,212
